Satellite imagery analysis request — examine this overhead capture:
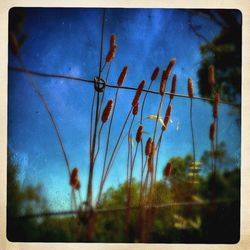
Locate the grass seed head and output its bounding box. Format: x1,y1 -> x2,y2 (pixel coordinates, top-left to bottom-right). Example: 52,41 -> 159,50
101,100 -> 113,123
136,125 -> 143,143
208,65 -> 215,86
110,34 -> 116,48
150,142 -> 156,158
106,45 -> 116,63
117,66 -> 128,86
170,74 -> 177,99
209,122 -> 216,141
132,102 -> 139,115
165,58 -> 176,81
145,137 -> 152,156
75,180 -> 81,190
148,142 -> 155,172
188,78 -> 194,98
162,104 -> 172,131
163,162 -> 172,178
70,167 -> 79,188
132,80 -> 145,107
151,67 -> 160,81
159,70 -> 167,96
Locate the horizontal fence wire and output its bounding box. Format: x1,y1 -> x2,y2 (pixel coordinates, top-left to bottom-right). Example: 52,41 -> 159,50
9,66 -> 240,107
11,199 -> 238,220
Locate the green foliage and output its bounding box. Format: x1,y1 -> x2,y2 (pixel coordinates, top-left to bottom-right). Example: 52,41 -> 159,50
196,10 -> 241,112
7,150 -> 47,241
7,149 -> 240,243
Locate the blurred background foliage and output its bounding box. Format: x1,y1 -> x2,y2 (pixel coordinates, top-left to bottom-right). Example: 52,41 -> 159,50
7,146 -> 240,243
193,10 -> 241,118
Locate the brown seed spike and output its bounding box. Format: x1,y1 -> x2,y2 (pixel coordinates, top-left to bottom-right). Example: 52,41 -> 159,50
132,80 -> 145,107
164,58 -> 176,81
188,78 -> 194,98
159,70 -> 167,96
110,34 -> 116,48
75,180 -> 81,190
151,67 -> 160,81
101,100 -> 113,123
162,104 -> 172,131
70,167 -> 79,189
136,125 -> 143,143
145,137 -> 152,156
170,74 -> 177,99
106,45 -> 116,63
148,142 -> 156,172
149,142 -> 156,159
163,162 -> 172,178
208,65 -> 215,86
71,167 -> 78,178
209,122 -> 216,141
132,102 -> 139,115
117,66 -> 128,86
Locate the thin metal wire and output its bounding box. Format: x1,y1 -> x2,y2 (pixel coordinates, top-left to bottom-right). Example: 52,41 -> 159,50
9,65 -> 240,107
12,199 -> 238,220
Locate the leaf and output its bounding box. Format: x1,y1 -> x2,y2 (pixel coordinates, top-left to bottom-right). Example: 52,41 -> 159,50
146,115 -> 165,127
159,117 -> 165,127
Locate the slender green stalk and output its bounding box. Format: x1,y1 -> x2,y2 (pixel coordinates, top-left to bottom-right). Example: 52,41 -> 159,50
140,80 -> 153,123
89,90 -> 96,166
97,88 -> 119,206
214,117 -> 219,172
87,87 -> 100,207
17,57 -> 78,209
86,9 -> 106,211
190,98 -> 196,184
94,123 -> 104,164
155,132 -> 163,181
97,62 -> 112,122
152,95 -> 165,178
154,99 -> 172,184
139,79 -> 154,207
125,142 -> 139,242
139,158 -> 148,203
104,108 -> 132,181
97,108 -> 132,206
126,116 -> 135,191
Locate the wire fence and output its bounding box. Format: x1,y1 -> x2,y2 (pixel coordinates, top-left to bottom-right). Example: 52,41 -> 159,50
8,65 -> 240,107
11,199 -> 238,220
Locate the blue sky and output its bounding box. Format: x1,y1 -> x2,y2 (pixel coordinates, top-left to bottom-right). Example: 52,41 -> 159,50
8,8 -> 241,211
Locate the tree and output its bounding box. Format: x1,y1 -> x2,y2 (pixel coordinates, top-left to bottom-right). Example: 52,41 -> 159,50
192,10 -> 241,115
7,150 -> 46,241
